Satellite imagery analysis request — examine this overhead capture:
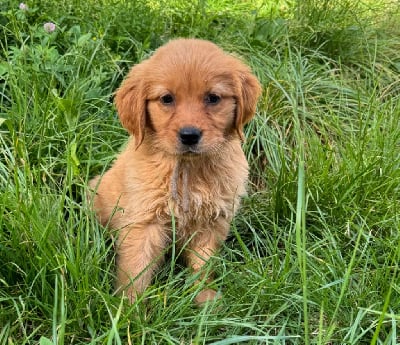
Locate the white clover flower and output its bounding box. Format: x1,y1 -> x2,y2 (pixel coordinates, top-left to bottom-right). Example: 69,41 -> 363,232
43,22 -> 56,33
19,3 -> 28,10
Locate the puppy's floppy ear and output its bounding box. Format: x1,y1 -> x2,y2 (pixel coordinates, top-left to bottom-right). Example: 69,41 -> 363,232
235,64 -> 262,141
114,62 -> 148,149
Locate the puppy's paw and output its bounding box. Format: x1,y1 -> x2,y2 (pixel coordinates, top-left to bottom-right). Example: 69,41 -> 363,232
194,288 -> 221,305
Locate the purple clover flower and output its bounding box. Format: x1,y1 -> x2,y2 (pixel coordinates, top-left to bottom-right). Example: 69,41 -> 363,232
43,22 -> 56,33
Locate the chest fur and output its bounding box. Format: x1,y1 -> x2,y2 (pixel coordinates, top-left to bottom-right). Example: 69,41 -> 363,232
124,156 -> 248,231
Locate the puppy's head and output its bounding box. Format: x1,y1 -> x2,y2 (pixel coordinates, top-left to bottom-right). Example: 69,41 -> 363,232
115,39 -> 261,155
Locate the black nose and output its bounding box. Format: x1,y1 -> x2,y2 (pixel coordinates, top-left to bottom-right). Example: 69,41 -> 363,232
179,127 -> 202,146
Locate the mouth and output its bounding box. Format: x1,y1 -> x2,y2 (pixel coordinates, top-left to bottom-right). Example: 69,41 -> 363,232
178,145 -> 202,156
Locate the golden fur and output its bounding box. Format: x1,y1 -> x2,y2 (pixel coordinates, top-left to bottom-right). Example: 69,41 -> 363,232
89,38 -> 261,304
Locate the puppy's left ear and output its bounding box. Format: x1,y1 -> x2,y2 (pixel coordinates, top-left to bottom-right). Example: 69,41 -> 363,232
235,65 -> 262,140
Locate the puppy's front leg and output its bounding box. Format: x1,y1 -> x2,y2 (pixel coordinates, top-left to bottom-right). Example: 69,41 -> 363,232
116,223 -> 166,303
185,219 -> 229,305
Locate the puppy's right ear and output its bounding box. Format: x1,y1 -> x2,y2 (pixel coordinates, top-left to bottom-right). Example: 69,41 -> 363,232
114,62 -> 148,149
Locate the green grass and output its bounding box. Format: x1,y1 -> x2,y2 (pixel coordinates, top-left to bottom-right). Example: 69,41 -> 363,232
1,0 -> 400,343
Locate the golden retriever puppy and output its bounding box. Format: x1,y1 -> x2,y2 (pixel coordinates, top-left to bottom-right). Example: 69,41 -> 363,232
89,38 -> 261,304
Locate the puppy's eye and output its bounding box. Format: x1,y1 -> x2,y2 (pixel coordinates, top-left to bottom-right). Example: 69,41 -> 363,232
205,93 -> 221,105
160,94 -> 174,105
